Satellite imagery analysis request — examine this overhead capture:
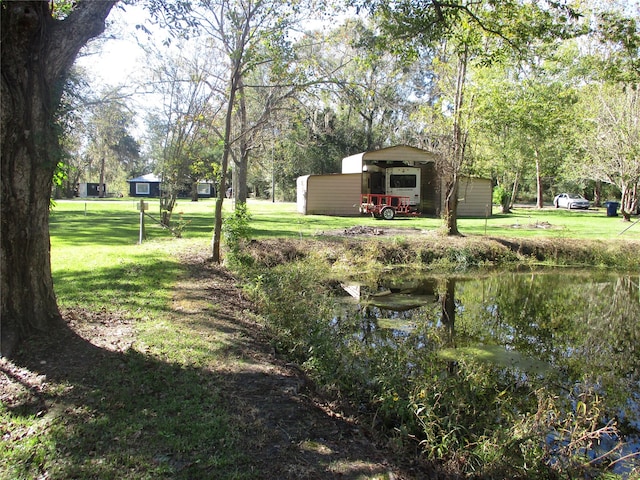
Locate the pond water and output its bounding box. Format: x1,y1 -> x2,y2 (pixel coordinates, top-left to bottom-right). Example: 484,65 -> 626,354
336,269 -> 640,475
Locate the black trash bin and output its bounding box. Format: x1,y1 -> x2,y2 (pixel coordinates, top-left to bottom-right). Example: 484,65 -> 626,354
605,201 -> 619,217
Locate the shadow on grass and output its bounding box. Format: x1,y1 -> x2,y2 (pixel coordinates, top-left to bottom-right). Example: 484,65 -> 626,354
3,254 -> 420,480
3,321 -> 244,479
53,258 -> 182,314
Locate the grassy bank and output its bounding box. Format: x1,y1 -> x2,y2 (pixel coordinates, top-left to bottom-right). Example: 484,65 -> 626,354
2,198 -> 639,479
231,237 -> 640,478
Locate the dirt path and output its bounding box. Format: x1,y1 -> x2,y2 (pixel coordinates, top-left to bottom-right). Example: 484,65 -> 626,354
1,247 -> 433,479
172,248 -> 429,479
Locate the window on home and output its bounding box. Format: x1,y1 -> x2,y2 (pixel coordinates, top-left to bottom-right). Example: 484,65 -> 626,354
197,183 -> 211,195
136,183 -> 150,195
389,174 -> 417,188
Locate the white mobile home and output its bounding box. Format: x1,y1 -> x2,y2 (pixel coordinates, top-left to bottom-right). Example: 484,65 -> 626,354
343,145 -> 441,215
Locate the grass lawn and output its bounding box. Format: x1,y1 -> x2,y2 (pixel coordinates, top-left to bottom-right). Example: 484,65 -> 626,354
2,197 -> 638,479
50,197 -> 640,243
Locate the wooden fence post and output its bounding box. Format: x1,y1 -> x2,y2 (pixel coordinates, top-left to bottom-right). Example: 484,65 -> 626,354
138,199 -> 148,244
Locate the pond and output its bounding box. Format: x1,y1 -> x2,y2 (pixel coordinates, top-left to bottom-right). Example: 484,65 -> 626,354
335,269 -> 640,476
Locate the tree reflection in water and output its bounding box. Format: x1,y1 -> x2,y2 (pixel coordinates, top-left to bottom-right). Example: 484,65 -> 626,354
338,270 -> 640,474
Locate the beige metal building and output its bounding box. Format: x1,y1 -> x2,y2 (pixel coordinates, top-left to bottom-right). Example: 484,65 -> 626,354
457,177 -> 493,217
297,174 -> 362,216
297,145 -> 492,218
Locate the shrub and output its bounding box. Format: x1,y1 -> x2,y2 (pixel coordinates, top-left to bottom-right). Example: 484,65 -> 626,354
222,203 -> 252,257
493,185 -> 511,213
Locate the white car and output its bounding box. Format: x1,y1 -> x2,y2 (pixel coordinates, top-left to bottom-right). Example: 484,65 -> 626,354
553,193 -> 590,209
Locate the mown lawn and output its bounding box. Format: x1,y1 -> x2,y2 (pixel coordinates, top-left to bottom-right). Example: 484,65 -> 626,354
2,197 -> 638,480
47,197 -> 640,309
50,197 -> 640,243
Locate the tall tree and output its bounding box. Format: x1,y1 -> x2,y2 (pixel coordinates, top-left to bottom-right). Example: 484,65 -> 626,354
439,39 -> 471,235
144,42 -> 224,226
230,53 -> 304,205
357,0 -> 583,234
56,64 -> 146,198
1,1 -> 117,357
86,97 -> 140,197
472,49 -> 579,209
186,0 -> 318,262
519,79 -> 578,208
55,67 -> 93,199
316,18 -> 410,151
580,84 -> 640,220
470,65 -> 527,209
577,7 -> 640,219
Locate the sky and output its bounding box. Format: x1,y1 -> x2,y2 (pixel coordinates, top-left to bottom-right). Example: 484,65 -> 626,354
76,4 -> 150,87
73,2 -> 347,140
73,3 -> 170,141
76,2 -> 346,88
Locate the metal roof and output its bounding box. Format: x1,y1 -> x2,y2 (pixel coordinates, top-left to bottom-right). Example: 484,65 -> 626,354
127,173 -> 162,183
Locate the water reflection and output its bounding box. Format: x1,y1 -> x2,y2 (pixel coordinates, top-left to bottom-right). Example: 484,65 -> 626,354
336,270 -> 640,474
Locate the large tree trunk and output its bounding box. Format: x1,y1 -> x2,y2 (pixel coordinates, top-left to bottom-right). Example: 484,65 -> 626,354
1,1 -> 117,357
442,45 -> 468,236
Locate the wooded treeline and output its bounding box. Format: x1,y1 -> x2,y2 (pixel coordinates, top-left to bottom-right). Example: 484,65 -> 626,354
66,0 -> 640,222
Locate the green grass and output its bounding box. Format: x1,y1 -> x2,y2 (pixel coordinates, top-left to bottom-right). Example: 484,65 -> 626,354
50,197 -> 640,242
2,200 -> 255,480
460,206 -> 640,239
2,197 -> 638,479
1,351 -> 243,480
